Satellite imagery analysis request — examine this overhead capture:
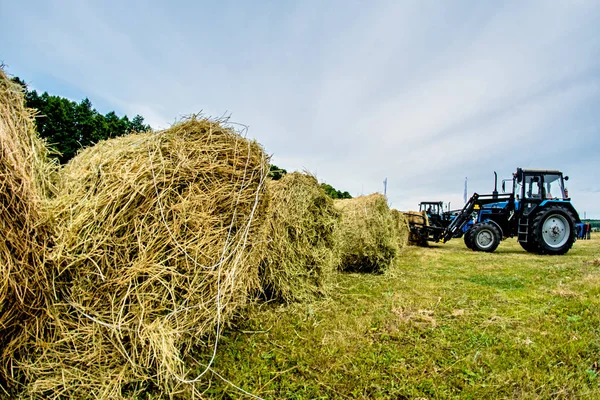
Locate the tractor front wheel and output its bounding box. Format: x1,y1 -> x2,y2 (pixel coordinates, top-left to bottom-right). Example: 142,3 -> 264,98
470,222 -> 501,253
464,228 -> 475,249
531,206 -> 576,255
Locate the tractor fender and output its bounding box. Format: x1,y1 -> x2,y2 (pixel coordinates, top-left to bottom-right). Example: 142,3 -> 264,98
481,218 -> 504,238
539,200 -> 581,223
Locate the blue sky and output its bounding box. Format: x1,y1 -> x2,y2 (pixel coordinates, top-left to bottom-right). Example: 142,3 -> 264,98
2,0 -> 599,217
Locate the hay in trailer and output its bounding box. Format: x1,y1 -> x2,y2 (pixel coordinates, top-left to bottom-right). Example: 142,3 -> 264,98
390,209 -> 410,249
334,193 -> 399,273
20,117 -> 269,398
403,211 -> 429,246
0,67 -> 56,388
253,172 -> 340,303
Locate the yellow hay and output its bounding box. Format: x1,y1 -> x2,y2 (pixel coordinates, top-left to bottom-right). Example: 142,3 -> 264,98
0,67 -> 56,390
253,172 -> 340,303
390,209 -> 410,249
20,117 -> 269,398
334,193 -> 399,273
403,211 -> 429,246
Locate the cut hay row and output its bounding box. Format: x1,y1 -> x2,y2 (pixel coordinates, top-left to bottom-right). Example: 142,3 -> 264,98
0,67 -> 56,388
1,65 -> 410,398
334,193 -> 399,273
18,118 -> 269,398
253,172 -> 340,303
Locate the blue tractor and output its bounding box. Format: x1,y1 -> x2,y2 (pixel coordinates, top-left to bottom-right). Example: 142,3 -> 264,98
417,201 -> 468,240
441,168 -> 581,254
406,168 -> 581,254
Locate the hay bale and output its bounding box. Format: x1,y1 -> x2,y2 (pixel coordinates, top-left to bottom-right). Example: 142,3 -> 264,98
402,211 -> 429,246
334,193 -> 398,273
403,210 -> 429,226
390,209 -> 410,249
253,172 -> 340,303
0,67 -> 56,387
21,117 -> 269,398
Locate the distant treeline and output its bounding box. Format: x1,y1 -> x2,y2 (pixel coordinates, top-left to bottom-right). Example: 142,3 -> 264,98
12,77 -> 151,163
269,165 -> 352,199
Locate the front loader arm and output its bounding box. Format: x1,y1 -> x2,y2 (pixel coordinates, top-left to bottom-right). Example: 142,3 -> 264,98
442,193 -> 479,242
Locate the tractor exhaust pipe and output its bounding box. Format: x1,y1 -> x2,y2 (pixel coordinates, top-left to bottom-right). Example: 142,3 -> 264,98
493,171 -> 498,199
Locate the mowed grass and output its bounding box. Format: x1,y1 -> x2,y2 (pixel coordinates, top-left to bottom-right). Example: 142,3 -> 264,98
198,236 -> 600,399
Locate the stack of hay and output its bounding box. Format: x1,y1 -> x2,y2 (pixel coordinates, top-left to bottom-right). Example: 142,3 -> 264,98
253,172 -> 340,303
403,211 -> 429,246
334,193 -> 399,273
390,209 -> 410,249
20,118 -> 269,398
0,68 -> 56,389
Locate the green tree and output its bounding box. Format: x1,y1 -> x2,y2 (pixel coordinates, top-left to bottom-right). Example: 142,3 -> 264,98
28,91 -> 80,163
130,114 -> 151,132
74,98 -> 97,149
14,77 -> 152,163
320,183 -> 352,199
268,165 -> 287,180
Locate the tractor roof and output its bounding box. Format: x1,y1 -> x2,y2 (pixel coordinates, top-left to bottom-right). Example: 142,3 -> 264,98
518,168 -> 563,175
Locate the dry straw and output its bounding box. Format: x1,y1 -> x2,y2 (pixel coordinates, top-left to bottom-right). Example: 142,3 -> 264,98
253,172 -> 340,303
20,117 -> 269,398
334,193 -> 399,273
0,67 -> 56,389
390,209 -> 410,249
403,211 -> 429,246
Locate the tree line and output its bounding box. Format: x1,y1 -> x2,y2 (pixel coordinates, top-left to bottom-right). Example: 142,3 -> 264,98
12,77 -> 151,163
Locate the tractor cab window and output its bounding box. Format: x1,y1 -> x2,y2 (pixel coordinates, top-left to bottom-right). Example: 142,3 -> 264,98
524,176 -> 542,199
513,179 -> 522,199
542,174 -> 565,199
420,203 -> 440,215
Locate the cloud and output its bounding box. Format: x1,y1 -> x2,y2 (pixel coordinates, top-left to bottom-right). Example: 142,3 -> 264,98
2,0 -> 599,217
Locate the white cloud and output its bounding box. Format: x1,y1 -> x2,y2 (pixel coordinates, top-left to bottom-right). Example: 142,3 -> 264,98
2,0 -> 599,217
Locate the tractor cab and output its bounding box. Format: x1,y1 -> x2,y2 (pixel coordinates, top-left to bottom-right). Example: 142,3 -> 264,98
418,201 -> 448,228
509,169 -> 570,213
514,169 -> 568,199
419,201 -> 443,217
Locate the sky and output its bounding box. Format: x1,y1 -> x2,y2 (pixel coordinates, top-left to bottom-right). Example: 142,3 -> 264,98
2,0 -> 599,218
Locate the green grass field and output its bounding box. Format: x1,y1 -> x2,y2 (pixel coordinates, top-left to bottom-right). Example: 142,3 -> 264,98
198,236 -> 600,399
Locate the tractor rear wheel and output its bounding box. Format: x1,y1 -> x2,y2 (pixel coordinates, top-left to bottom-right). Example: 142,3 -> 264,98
530,206 -> 576,255
519,240 -> 539,253
470,222 -> 501,253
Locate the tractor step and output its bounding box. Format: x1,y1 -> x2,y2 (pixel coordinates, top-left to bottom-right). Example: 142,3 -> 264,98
518,218 -> 529,242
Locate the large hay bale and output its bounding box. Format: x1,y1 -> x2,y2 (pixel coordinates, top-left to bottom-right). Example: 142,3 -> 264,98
390,209 -> 410,249
403,211 -> 429,246
403,210 -> 429,226
334,193 -> 398,273
253,172 -> 340,303
21,118 -> 269,398
0,67 -> 56,387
